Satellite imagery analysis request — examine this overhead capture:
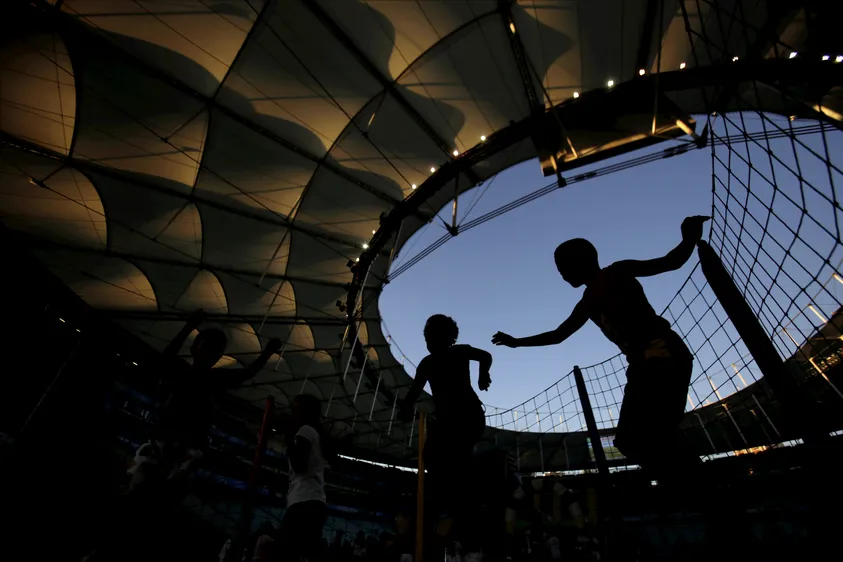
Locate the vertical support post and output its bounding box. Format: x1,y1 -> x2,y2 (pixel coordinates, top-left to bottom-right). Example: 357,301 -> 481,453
231,396 -> 274,562
352,348 -> 369,405
697,241 -> 828,442
451,174 -> 459,233
694,413 -> 718,454
573,366 -> 609,480
21,341 -> 80,433
369,372 -> 383,421
415,411 -> 426,562
343,261 -> 373,381
752,394 -> 781,437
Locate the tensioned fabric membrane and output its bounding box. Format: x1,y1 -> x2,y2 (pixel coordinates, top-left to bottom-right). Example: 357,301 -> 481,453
0,0 -> 819,461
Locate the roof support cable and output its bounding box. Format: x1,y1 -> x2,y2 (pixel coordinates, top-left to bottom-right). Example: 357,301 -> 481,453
652,0 -> 664,135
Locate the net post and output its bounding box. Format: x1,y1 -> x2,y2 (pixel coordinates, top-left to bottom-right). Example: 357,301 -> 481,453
696,241 -> 828,443
573,366 -> 610,480
230,396 -> 274,562
415,411 -> 426,562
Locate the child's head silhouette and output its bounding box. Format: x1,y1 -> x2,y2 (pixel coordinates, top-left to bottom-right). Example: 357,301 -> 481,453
554,238 -> 600,287
291,393 -> 321,428
191,327 -> 227,370
424,314 -> 459,353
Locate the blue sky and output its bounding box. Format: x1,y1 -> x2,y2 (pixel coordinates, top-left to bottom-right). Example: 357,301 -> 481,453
380,143 -> 713,410
378,115 -> 843,434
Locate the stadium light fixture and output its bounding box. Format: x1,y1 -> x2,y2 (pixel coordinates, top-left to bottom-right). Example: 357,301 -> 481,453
679,62 -> 686,69
822,55 -> 830,61
837,56 -> 843,63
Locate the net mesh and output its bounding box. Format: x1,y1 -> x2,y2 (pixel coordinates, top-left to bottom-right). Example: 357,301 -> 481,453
483,113 -> 843,469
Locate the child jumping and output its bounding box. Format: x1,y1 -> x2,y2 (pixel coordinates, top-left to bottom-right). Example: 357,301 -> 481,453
274,394 -> 327,562
399,314 -> 493,551
492,216 -> 709,482
128,308 -> 283,496
86,310 -> 282,562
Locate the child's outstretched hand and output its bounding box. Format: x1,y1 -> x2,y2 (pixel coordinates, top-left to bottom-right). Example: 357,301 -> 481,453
479,370 -> 492,391
681,216 -> 710,243
492,331 -> 517,347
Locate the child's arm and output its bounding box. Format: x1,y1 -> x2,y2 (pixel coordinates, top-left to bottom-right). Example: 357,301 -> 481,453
465,346 -> 493,391
398,362 -> 429,421
224,337 -> 283,387
612,216 -> 709,278
163,308 -> 206,357
492,300 -> 589,348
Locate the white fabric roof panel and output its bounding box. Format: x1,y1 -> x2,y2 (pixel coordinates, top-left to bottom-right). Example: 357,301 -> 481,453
3,0 -> 789,460
59,0 -> 266,97
36,249 -> 158,311
0,33 -> 76,155
0,151 -> 106,249
397,16 -> 532,152
194,110 -> 315,218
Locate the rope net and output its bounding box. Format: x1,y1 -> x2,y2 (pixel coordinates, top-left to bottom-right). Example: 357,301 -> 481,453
483,109 -> 843,470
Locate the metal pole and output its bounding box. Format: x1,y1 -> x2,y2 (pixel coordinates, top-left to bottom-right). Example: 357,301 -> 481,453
21,341 -> 80,433
573,366 -> 609,480
694,413 -> 717,454
697,241 -> 828,443
388,392 -> 399,436
752,394 -> 781,437
352,348 -> 369,405
369,372 -> 383,421
230,396 -> 274,562
415,411 -> 426,562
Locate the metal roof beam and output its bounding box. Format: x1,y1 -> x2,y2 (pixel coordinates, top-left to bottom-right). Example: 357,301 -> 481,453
499,0 -> 543,114
635,0 -> 660,78
1,134 -> 390,256
99,309 -> 373,327
22,238 -> 362,291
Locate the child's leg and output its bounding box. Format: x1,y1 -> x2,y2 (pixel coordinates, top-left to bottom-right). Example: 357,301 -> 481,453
275,501 -> 327,562
614,354 -> 694,479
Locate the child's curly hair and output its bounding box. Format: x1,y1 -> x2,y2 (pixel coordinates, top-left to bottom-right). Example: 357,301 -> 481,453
424,314 -> 459,347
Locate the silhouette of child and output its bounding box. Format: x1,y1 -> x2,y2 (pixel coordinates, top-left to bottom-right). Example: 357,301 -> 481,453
399,314 -> 492,550
273,393 -> 327,562
129,308 -> 282,494
493,216 -> 709,480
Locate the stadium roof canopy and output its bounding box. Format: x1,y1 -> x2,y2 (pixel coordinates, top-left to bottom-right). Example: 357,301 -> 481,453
0,0 -> 825,460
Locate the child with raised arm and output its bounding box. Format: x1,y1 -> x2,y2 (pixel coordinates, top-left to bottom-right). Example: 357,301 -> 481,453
129,308 -> 283,494
86,311 -> 283,562
492,216 -> 709,481
399,314 -> 492,553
